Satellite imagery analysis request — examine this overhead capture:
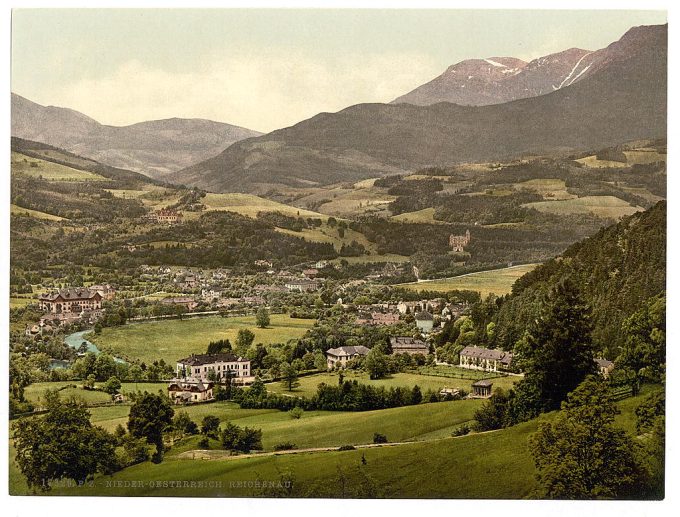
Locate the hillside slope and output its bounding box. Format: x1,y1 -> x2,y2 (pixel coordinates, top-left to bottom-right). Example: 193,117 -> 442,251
11,93 -> 262,178
170,24 -> 666,193
492,201 -> 666,356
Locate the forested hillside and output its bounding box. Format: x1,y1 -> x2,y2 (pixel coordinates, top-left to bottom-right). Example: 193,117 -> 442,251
487,201 -> 665,357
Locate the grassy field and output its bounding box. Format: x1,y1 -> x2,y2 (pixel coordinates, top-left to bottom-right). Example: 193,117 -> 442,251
11,152 -> 108,181
9,295 -> 37,308
189,193 -> 329,220
514,178 -> 576,200
391,207 -> 446,224
9,385 -> 661,497
524,196 -> 642,219
329,253 -> 410,264
89,314 -> 316,365
10,203 -> 67,221
275,223 -> 377,253
266,371 -> 518,398
576,150 -> 666,168
399,264 -> 539,297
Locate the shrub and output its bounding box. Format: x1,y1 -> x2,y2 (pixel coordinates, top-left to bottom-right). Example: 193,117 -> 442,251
452,424 -> 470,437
273,442 -> 297,451
338,445 -> 356,451
288,406 -> 304,419
373,433 -> 388,444
197,436 -> 210,449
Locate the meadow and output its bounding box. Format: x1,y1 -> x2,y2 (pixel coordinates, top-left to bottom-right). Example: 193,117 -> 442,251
10,203 -> 67,221
524,195 -> 642,219
193,193 -> 328,220
89,314 -> 316,365
265,370 -> 518,398
399,264 -> 539,297
11,151 -> 108,181
9,385 -> 661,497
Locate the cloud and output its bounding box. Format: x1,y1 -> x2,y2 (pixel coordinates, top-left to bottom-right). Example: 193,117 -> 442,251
47,48 -> 440,133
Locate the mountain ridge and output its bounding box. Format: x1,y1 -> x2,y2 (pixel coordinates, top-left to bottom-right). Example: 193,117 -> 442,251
169,24 -> 667,193
11,93 -> 263,178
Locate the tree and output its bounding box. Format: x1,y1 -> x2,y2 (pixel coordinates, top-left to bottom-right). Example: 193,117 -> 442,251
235,329 -> 255,354
102,376 -> 122,395
280,362 -> 300,391
314,351 -> 328,371
529,376 -> 647,499
411,385 -> 423,405
256,306 -> 270,328
201,415 -> 221,438
12,399 -> 117,491
514,279 -> 596,414
617,294 -> 665,382
364,348 -> 388,380
173,411 -> 198,435
127,392 -> 174,463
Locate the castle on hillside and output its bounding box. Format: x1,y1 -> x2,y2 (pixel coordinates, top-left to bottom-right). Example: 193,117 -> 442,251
449,229 -> 471,252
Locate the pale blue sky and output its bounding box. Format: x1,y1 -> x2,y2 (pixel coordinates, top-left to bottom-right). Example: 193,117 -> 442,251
11,9 -> 667,132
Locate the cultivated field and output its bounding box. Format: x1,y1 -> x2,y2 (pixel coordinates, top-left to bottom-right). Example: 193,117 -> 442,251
399,264 -> 539,296
275,224 -> 377,253
89,314 -> 316,365
524,195 -> 642,219
514,178 -> 576,200
391,207 -> 446,224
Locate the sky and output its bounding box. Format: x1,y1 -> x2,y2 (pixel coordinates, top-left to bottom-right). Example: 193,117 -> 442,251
11,9 -> 668,133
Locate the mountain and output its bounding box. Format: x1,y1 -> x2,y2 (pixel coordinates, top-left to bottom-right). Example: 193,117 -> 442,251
10,93 -> 262,178
392,49 -> 590,106
169,24 -> 667,193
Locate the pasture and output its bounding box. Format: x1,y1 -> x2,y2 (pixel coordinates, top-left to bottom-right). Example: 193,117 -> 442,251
10,203 -> 66,221
194,193 -> 329,220
524,195 -> 642,219
89,314 -> 316,365
11,152 -> 108,181
391,207 -> 446,224
399,264 -> 539,297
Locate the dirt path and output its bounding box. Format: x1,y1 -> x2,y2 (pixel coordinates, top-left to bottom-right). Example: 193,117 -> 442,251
177,441 -> 415,461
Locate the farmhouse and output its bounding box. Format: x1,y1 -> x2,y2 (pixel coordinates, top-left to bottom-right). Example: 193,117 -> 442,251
595,358 -> 615,378
160,296 -> 198,311
39,288 -> 103,319
303,268 -> 319,278
285,279 -> 320,292
449,229 -> 471,252
390,336 -> 429,356
471,379 -> 493,398
176,353 -> 252,383
415,311 -> 434,334
356,312 -> 400,326
167,379 -> 214,404
459,346 -> 513,372
326,345 -> 370,369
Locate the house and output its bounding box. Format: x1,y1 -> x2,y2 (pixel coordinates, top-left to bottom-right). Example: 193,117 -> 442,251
315,260 -> 328,269
459,346 -> 513,372
595,358 -> 615,378
449,230 -> 471,252
39,288 -> 103,318
390,336 -> 429,356
201,285 -> 224,300
90,284 -> 116,300
167,379 -> 214,404
149,208 -> 183,225
160,296 -> 198,311
176,273 -> 198,290
285,279 -> 319,292
176,353 -> 252,383
471,379 -> 493,398
356,312 -> 400,326
415,311 -> 434,334
303,268 -> 319,279
326,345 -> 370,369
254,259 -> 273,268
